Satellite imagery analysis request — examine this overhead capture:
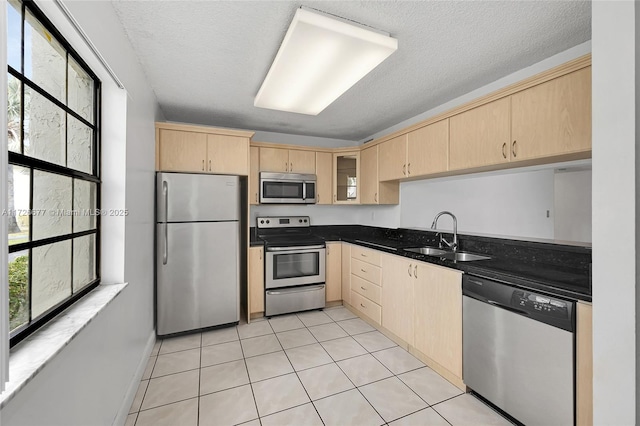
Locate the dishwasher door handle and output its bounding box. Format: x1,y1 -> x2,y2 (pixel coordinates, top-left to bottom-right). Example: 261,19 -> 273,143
487,300 -> 529,316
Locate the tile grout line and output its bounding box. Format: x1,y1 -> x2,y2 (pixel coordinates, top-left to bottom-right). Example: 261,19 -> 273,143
242,322 -> 268,424
197,332 -> 202,426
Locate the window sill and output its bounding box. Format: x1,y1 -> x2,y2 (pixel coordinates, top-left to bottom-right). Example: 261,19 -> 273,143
0,282 -> 128,409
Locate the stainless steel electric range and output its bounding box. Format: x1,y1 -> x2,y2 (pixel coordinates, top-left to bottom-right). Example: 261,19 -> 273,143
256,216 -> 326,316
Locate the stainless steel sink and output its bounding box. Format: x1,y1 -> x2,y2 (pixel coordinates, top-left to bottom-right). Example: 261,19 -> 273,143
403,246 -> 450,256
440,251 -> 491,262
403,247 -> 491,262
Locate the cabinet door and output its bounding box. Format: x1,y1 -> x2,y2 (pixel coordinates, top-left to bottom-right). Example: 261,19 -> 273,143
207,134 -> 249,175
378,135 -> 407,181
316,152 -> 333,204
259,147 -> 289,172
325,243 -> 342,302
576,302 -> 593,426
407,119 -> 449,177
360,145 -> 378,204
249,146 -> 260,205
333,152 -> 360,204
449,97 -> 511,170
381,254 -> 414,345
414,263 -> 462,378
158,129 -> 207,172
249,246 -> 264,315
288,149 -> 316,174
341,243 -> 351,304
511,67 -> 591,161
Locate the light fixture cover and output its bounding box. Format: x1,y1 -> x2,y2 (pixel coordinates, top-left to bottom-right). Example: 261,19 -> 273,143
254,8 -> 398,115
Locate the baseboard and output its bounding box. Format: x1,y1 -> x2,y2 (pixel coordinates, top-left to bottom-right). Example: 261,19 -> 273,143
112,330 -> 157,426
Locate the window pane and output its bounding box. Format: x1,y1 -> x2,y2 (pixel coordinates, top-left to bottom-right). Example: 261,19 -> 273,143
68,57 -> 94,123
32,170 -> 72,241
73,234 -> 96,292
23,85 -> 66,166
7,165 -> 30,246
73,179 -> 96,232
32,240 -> 71,318
67,114 -> 93,174
7,74 -> 21,153
7,0 -> 22,71
24,9 -> 66,102
9,250 -> 29,332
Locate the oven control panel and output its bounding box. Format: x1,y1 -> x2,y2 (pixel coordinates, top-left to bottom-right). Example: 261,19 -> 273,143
257,216 -> 310,228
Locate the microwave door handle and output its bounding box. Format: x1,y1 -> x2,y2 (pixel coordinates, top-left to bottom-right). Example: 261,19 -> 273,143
302,181 -> 307,200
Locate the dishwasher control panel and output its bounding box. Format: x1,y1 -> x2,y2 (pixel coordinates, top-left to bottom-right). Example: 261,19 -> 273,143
511,291 -> 570,319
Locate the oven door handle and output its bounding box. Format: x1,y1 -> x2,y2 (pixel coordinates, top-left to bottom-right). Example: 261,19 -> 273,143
266,285 -> 325,295
266,245 -> 325,252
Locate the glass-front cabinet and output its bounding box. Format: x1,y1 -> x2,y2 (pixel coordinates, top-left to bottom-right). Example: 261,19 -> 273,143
333,152 -> 360,204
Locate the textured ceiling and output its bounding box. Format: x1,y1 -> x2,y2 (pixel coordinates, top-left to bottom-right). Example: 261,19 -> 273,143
110,1 -> 591,141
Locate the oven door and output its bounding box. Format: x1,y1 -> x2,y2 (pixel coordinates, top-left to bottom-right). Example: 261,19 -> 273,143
266,245 -> 326,289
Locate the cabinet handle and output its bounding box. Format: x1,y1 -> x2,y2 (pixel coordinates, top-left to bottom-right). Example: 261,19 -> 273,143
334,194 -> 337,202
255,193 -> 258,203
403,164 -> 406,175
209,159 -> 212,171
360,303 -> 366,308
360,253 -> 367,257
361,268 -> 366,273
502,143 -> 507,159
374,193 -> 377,203
318,194 -> 320,203
327,247 -> 330,255
361,286 -> 367,291
285,161 -> 288,172
202,160 -> 205,171
414,265 -> 418,278
408,264 -> 412,276
259,250 -> 262,260
290,162 -> 293,171
408,163 -> 411,175
512,140 -> 517,158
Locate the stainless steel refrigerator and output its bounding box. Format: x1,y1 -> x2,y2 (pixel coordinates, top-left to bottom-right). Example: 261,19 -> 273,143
156,172 -> 240,336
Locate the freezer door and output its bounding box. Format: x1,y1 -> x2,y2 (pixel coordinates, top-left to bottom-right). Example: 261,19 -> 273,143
157,173 -> 240,222
157,222 -> 239,335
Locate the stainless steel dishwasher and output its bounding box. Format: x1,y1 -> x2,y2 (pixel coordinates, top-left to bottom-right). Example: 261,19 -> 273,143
462,274 -> 575,425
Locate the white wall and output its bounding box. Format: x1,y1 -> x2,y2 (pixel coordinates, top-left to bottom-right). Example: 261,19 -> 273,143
400,169 -> 555,239
252,130 -> 358,148
0,1 -> 161,424
250,204 -> 399,228
554,169 -> 592,243
592,2 -> 637,424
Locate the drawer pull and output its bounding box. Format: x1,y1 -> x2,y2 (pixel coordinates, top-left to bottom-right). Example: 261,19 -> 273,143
360,286 -> 366,291
414,265 -> 418,278
408,264 -> 412,276
361,253 -> 367,257
360,303 -> 366,308
361,268 -> 366,273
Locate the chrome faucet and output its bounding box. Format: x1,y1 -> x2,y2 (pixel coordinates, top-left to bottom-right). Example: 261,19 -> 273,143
431,211 -> 458,252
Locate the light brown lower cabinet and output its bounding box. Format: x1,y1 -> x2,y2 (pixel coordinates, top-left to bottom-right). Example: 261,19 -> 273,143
576,302 -> 593,426
413,263 -> 463,380
325,242 -> 342,302
341,243 -> 351,304
248,246 -> 264,315
380,254 -> 415,346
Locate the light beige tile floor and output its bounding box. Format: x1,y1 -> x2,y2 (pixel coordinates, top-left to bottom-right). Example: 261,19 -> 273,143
129,306 -> 512,425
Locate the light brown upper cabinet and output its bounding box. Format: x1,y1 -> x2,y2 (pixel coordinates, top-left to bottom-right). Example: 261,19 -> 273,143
333,152 -> 360,204
249,146 -> 260,205
378,134 -> 407,181
407,119 -> 449,176
316,151 -> 333,205
360,145 -> 399,205
511,67 -> 591,161
207,134 -> 249,175
449,97 -> 511,171
259,147 -> 316,173
158,129 -> 208,172
156,123 -> 253,175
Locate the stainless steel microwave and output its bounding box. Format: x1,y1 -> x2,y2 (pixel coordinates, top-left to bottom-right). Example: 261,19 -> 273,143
260,172 -> 317,204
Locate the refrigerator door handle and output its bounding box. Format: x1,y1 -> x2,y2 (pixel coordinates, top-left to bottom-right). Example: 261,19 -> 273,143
163,181 -> 168,265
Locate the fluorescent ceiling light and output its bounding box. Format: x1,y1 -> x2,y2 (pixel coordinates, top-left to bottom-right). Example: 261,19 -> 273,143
254,7 -> 398,115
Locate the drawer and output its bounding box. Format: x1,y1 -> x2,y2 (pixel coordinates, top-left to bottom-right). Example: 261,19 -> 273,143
351,246 -> 381,266
351,258 -> 382,285
352,274 -> 381,305
351,290 -> 381,325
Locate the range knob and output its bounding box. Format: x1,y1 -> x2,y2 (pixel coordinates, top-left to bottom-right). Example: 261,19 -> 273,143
304,219 -> 308,223
266,220 -> 270,224
260,220 -> 264,224
299,219 -> 303,223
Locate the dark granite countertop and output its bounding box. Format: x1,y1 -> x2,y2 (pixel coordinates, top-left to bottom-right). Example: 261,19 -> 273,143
249,225 -> 592,302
